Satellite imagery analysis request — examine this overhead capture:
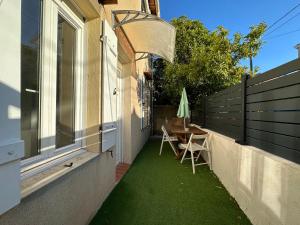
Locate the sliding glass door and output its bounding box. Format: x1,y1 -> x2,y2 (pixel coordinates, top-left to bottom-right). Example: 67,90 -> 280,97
21,0 -> 84,163
21,0 -> 43,159
56,15 -> 76,148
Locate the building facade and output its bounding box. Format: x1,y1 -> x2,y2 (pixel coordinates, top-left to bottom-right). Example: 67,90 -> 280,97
0,0 -> 175,224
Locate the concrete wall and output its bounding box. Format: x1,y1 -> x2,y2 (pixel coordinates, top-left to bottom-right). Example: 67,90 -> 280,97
0,0 -> 24,215
0,154 -> 115,225
204,129 -> 300,225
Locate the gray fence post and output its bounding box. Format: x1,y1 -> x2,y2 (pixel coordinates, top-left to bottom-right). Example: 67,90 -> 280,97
237,74 -> 250,145
202,96 -> 207,128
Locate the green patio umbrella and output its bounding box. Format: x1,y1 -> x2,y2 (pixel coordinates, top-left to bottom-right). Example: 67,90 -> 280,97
177,88 -> 190,129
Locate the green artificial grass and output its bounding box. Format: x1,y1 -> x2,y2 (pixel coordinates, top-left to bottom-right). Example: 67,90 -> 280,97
90,138 -> 252,225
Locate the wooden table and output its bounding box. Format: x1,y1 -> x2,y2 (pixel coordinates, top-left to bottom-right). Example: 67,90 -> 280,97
168,125 -> 208,159
169,125 -> 207,136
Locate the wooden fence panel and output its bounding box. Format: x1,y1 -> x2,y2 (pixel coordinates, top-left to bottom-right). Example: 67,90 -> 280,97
247,58 -> 300,86
246,59 -> 300,163
153,59 -> 300,163
206,83 -> 242,139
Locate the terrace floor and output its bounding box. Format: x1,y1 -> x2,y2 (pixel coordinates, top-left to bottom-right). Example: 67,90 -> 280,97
90,138 -> 252,225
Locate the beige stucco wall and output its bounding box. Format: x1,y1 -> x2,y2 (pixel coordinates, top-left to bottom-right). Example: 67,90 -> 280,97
85,16 -> 102,153
117,38 -> 151,164
0,154 -> 115,225
107,1 -> 151,164
0,6 -> 117,224
103,1 -> 142,25
203,129 -> 300,225
130,59 -> 151,161
0,0 -> 152,223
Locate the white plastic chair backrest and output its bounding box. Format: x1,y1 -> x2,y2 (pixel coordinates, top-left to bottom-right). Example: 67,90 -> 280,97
193,134 -> 207,140
161,125 -> 176,151
187,133 -> 209,150
161,125 -> 169,138
190,124 -> 202,130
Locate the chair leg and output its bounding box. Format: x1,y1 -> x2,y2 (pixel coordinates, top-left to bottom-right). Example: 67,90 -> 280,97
180,149 -> 188,164
191,151 -> 195,174
169,142 -> 178,156
159,136 -> 165,155
208,151 -> 212,170
196,150 -> 202,161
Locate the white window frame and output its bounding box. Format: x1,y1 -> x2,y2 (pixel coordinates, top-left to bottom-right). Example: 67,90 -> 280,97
21,0 -> 86,175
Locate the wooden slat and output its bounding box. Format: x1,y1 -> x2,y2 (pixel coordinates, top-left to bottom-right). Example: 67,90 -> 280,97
247,71 -> 300,95
227,90 -> 242,99
246,111 -> 300,124
207,122 -> 241,139
247,128 -> 300,151
207,105 -> 241,111
208,97 -> 241,107
207,112 -> 242,119
247,58 -> 300,87
208,87 -> 241,101
208,86 -> 241,100
207,105 -> 241,113
246,98 -> 300,112
226,97 -> 242,106
247,137 -> 300,164
246,120 -> 300,138
222,83 -> 241,94
206,116 -> 241,127
247,83 -> 300,103
207,120 -> 241,129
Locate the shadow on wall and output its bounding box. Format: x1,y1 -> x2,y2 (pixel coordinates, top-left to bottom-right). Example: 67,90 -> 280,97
0,77 -> 150,161
0,82 -> 21,141
237,148 -> 300,225
0,82 -> 104,159
210,132 -> 300,225
128,107 -> 151,163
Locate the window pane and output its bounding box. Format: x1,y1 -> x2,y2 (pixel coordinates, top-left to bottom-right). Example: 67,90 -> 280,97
21,0 -> 42,159
56,15 -> 76,148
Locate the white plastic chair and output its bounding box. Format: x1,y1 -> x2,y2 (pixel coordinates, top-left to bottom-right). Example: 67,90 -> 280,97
190,123 -> 202,130
179,133 -> 212,174
178,124 -> 203,151
160,125 -> 178,156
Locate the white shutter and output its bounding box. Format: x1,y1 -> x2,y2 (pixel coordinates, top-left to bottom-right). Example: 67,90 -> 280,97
0,0 -> 24,215
102,20 -> 118,152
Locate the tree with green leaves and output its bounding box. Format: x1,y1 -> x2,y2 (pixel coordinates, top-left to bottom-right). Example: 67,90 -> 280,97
153,16 -> 266,106
240,24 -> 267,76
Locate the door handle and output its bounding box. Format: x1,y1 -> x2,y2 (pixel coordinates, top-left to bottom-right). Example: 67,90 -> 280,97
25,88 -> 39,94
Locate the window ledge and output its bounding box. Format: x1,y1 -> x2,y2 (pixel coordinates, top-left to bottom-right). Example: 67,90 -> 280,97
21,151 -> 99,199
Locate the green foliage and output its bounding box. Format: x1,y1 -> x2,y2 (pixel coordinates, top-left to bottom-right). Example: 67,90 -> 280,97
153,16 -> 266,106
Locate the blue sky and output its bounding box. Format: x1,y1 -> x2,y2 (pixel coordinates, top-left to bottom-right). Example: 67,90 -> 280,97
160,0 -> 300,72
